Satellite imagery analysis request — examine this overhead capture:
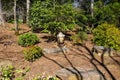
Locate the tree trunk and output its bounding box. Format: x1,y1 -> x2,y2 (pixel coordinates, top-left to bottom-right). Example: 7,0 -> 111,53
90,0 -> 94,33
91,0 -> 94,18
14,0 -> 18,34
26,0 -> 30,24
0,0 -> 5,26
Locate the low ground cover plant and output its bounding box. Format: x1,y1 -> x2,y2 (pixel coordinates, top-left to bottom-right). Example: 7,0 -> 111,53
0,65 -> 59,80
18,33 -> 39,47
33,74 -> 59,80
0,65 -> 14,80
23,46 -> 43,62
0,65 -> 29,80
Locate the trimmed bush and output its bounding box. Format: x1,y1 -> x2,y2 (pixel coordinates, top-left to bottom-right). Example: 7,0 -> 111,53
23,46 -> 43,62
93,23 -> 120,51
18,33 -> 39,47
70,31 -> 88,44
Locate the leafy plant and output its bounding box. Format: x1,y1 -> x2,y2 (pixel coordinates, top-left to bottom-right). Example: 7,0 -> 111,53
33,74 -> 59,80
0,65 -> 29,80
70,31 -> 88,44
93,23 -> 120,51
110,2 -> 120,27
29,0 -> 76,35
18,33 -> 39,47
75,1 -> 120,33
94,1 -> 120,26
23,46 -> 43,62
0,65 -> 14,80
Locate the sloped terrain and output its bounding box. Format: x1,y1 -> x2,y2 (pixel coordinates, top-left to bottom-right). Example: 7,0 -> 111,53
0,23 -> 120,80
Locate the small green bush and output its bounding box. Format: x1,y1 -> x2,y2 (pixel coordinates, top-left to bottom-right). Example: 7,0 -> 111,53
18,33 -> 39,47
23,46 -> 43,62
93,23 -> 120,51
70,31 -> 88,44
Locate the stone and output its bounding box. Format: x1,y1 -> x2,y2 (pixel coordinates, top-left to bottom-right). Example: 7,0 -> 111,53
55,67 -> 104,80
43,46 -> 69,54
92,45 -> 115,56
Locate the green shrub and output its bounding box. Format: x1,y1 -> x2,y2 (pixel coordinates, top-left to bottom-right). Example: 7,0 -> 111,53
18,33 -> 39,47
70,31 -> 88,44
29,0 -> 76,35
23,46 -> 43,62
93,23 -> 120,51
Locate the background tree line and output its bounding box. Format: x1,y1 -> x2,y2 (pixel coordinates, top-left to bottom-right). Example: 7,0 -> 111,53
0,0 -> 119,29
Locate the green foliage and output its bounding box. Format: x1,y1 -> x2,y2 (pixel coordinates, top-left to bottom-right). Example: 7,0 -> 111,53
29,0 -> 76,35
23,46 -> 43,62
0,65 -> 14,80
70,31 -> 88,44
94,1 -> 120,26
33,74 -> 59,80
110,2 -> 120,26
106,27 -> 120,51
93,23 -> 111,46
18,33 -> 39,47
93,23 -> 120,51
15,67 -> 30,80
75,1 -> 120,33
75,9 -> 88,28
0,65 -> 59,80
0,65 -> 29,80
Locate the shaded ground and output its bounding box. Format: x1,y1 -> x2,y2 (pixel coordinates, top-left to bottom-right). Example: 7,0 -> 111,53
0,23 -> 120,80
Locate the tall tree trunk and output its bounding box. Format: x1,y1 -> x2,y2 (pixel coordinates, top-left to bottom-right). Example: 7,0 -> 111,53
14,0 -> 18,34
90,0 -> 94,33
0,0 -> 5,26
91,0 -> 94,18
26,0 -> 30,24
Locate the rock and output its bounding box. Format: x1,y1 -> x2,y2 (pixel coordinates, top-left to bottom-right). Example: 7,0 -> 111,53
55,67 -> 104,80
43,46 -> 69,54
92,45 -> 115,56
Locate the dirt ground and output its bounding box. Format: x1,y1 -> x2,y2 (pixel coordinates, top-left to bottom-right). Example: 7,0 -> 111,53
0,23 -> 120,80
